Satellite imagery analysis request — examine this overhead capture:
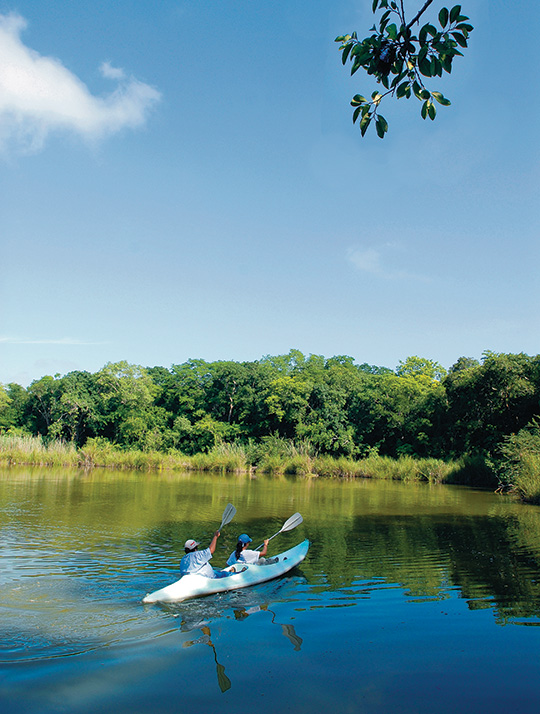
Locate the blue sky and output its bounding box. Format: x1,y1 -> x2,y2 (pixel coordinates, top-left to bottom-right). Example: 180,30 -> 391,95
1,0 -> 539,386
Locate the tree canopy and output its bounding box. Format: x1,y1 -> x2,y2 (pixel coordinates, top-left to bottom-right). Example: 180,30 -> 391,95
2,350 -> 540,466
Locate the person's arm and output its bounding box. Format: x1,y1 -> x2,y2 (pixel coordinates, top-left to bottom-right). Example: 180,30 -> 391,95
259,539 -> 269,558
209,530 -> 220,554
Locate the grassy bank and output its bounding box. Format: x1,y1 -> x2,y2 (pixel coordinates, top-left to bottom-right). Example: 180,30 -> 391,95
0,434 -> 497,488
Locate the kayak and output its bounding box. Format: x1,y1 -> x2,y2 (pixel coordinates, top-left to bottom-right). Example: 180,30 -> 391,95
142,539 -> 309,604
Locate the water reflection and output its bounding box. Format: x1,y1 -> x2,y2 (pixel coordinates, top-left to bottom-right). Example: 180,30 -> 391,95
2,466 -> 540,659
183,627 -> 231,693
153,575 -> 306,692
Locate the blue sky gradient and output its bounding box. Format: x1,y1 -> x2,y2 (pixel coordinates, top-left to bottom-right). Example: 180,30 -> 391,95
1,0 -> 539,386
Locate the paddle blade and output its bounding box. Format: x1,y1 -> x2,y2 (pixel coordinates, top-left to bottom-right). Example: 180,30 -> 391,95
216,662 -> 232,693
280,512 -> 303,533
219,503 -> 236,530
255,512 -> 304,550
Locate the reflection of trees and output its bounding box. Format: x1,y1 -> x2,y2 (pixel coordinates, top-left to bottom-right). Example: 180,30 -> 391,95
4,468 -> 540,625
307,512 -> 540,621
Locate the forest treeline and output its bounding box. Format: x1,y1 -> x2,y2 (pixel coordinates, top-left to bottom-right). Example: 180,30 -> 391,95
1,350 -> 540,499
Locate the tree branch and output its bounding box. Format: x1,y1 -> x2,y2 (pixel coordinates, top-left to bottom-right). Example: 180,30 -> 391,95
406,0 -> 435,29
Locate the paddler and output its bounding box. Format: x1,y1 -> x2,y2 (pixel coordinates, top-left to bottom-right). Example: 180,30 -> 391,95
180,530 -> 229,578
226,534 -> 269,566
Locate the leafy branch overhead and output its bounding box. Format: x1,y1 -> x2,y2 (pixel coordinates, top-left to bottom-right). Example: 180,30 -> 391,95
335,0 -> 473,138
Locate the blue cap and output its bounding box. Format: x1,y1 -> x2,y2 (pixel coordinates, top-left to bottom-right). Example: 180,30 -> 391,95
238,534 -> 252,544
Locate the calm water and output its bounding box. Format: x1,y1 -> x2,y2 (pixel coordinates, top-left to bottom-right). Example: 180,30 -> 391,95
2,467 -> 540,714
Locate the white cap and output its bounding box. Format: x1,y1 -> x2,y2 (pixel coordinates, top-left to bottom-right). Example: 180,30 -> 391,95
184,539 -> 199,550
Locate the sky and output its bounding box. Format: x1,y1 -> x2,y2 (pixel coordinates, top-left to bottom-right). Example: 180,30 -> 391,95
1,0 -> 539,387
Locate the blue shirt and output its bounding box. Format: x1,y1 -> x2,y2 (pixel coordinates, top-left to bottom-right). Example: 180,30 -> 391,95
180,547 -> 215,578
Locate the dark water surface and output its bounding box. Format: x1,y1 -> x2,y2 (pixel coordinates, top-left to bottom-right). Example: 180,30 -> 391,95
2,467 -> 540,713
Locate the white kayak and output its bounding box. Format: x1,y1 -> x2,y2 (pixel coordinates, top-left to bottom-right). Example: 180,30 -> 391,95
143,539 -> 309,604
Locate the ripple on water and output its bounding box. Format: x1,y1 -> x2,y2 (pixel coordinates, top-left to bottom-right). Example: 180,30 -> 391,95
0,545 -> 171,663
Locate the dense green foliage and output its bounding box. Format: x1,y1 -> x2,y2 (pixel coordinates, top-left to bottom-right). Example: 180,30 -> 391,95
336,1 -> 473,137
1,349 -> 540,496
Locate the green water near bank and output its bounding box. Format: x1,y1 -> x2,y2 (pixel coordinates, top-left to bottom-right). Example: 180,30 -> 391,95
2,468 -> 540,713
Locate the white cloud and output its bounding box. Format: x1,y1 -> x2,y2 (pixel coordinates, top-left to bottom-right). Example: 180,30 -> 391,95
347,244 -> 432,283
0,13 -> 161,153
347,247 -> 384,276
99,62 -> 126,81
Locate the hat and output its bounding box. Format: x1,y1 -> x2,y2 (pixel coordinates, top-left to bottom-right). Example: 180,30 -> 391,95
184,539 -> 199,550
238,534 -> 252,544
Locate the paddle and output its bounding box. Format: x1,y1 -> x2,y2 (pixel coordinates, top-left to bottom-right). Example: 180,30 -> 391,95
254,512 -> 303,550
218,503 -> 236,531
201,626 -> 232,693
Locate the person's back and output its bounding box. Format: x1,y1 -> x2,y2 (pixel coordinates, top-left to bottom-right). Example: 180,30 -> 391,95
180,547 -> 215,577
227,534 -> 269,566
180,532 -> 220,578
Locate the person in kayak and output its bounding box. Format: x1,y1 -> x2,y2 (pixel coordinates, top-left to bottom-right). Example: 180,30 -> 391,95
226,534 -> 269,567
180,530 -> 232,578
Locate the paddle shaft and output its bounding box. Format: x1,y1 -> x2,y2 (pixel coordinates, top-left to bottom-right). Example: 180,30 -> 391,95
254,512 -> 303,551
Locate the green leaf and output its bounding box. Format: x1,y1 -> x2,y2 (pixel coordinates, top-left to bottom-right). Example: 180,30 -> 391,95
376,114 -> 388,138
419,56 -> 432,77
421,100 -> 428,119
342,43 -> 352,64
396,81 -> 410,98
438,7 -> 449,27
428,102 -> 436,120
353,106 -> 362,123
451,32 -> 468,47
390,70 -> 405,88
387,23 -> 398,40
441,54 -> 453,73
432,91 -> 451,106
360,113 -> 372,137
379,10 -> 391,31
351,94 -> 367,106
372,0 -> 379,12
450,5 -> 462,23
426,24 -> 437,37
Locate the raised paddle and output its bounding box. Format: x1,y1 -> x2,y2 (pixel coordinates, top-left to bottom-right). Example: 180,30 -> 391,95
218,503 -> 237,531
254,512 -> 303,551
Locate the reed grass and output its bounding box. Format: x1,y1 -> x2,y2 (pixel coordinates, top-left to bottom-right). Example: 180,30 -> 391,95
0,434 -> 490,488
507,453 -> 540,504
0,434 -> 79,467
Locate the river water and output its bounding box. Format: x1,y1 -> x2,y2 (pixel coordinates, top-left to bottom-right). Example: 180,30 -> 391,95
2,467 -> 540,713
